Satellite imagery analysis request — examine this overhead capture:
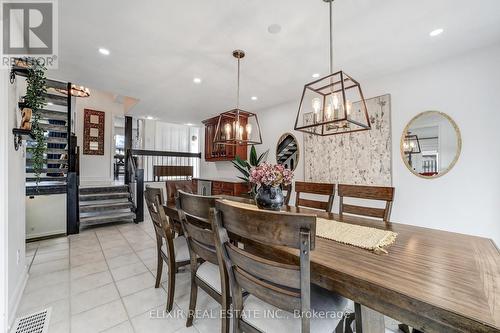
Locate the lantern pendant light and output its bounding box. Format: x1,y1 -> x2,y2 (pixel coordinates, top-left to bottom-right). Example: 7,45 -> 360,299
213,50 -> 262,146
294,0 -> 371,136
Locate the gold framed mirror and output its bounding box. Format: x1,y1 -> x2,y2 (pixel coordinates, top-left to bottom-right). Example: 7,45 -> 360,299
400,111 -> 461,179
276,133 -> 299,171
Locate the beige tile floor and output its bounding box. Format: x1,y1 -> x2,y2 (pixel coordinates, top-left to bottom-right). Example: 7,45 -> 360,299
20,215 -> 401,333
19,217 -> 221,333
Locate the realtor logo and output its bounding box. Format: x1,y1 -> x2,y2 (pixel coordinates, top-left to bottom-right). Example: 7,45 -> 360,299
1,0 -> 58,68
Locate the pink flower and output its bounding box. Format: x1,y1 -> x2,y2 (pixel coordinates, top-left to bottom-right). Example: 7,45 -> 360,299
249,162 -> 294,187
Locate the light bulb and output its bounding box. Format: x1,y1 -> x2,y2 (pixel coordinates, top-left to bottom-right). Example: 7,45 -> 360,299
410,141 -> 415,148
245,123 -> 252,136
332,94 -> 339,110
239,125 -> 244,139
346,100 -> 352,116
326,104 -> 332,120
312,98 -> 321,114
224,123 -> 231,137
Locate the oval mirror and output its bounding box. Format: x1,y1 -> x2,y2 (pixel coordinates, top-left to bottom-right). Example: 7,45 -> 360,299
401,111 -> 461,178
276,133 -> 299,171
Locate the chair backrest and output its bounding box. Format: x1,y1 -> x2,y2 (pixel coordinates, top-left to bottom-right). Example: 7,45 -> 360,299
176,190 -> 219,265
295,181 -> 335,212
166,180 -> 197,205
144,186 -> 174,242
212,199 -> 316,332
282,183 -> 292,206
338,184 -> 395,221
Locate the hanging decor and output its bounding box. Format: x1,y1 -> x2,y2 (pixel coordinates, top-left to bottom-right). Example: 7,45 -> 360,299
213,50 -> 262,146
294,0 -> 371,136
55,84 -> 90,97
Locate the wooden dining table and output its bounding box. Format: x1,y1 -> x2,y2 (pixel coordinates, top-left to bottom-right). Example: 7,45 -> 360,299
163,199 -> 500,333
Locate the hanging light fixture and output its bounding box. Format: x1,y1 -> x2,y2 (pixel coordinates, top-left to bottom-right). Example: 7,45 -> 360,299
294,0 -> 371,136
213,50 -> 262,145
55,84 -> 91,97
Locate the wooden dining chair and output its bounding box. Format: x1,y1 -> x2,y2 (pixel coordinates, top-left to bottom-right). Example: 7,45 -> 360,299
144,186 -> 191,312
338,184 -> 395,222
176,190 -> 230,333
295,181 -> 335,212
212,199 -> 348,333
282,183 -> 292,206
166,179 -> 197,205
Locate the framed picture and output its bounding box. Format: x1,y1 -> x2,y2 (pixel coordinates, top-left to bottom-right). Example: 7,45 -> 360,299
83,109 -> 105,155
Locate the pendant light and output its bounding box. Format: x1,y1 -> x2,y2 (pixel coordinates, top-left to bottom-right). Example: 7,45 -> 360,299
213,50 -> 262,145
294,0 -> 371,136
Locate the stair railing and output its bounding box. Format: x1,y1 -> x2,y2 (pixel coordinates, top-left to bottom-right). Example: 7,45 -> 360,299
66,82 -> 80,234
126,150 -> 144,223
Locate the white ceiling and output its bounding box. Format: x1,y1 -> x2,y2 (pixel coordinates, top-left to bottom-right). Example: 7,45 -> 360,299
49,0 -> 500,125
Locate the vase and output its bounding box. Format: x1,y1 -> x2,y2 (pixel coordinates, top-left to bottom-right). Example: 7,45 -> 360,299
255,185 -> 284,211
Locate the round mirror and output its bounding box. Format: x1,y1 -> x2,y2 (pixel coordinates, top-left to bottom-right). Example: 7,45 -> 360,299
276,133 -> 299,171
401,111 -> 461,178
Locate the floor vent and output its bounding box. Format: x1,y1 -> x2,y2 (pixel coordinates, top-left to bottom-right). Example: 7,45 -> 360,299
11,308 -> 51,333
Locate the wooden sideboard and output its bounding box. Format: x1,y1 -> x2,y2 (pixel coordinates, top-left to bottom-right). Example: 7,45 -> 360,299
195,178 -> 249,196
202,115 -> 247,162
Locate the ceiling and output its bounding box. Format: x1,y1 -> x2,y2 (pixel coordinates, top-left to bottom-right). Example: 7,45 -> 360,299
49,0 -> 500,125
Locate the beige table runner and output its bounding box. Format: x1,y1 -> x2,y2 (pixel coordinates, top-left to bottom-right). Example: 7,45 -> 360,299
221,199 -> 397,254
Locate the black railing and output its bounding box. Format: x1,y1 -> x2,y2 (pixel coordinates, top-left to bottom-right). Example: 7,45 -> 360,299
130,149 -> 201,183
125,149 -> 202,223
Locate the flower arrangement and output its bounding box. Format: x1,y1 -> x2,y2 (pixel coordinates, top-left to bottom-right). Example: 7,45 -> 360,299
249,162 -> 294,188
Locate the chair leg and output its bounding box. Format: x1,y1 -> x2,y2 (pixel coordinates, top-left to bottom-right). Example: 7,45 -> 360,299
165,262 -> 176,312
155,252 -> 163,288
221,294 -> 230,333
186,276 -> 198,327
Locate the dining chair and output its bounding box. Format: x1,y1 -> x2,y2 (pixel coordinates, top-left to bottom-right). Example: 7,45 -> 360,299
144,186 -> 190,312
338,184 -> 395,222
295,181 -> 335,212
282,183 -> 292,206
212,199 -> 348,333
176,190 -> 230,333
166,179 -> 197,205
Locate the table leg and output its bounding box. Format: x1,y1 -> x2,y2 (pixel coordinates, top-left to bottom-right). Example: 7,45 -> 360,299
354,303 -> 385,333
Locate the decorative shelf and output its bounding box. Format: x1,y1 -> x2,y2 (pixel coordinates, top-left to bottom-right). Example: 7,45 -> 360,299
12,128 -> 34,140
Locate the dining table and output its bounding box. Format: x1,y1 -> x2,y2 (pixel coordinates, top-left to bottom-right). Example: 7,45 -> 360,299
163,197 -> 500,333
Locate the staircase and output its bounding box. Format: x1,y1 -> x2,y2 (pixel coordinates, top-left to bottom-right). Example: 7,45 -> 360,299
25,87 -> 71,196
79,185 -> 136,227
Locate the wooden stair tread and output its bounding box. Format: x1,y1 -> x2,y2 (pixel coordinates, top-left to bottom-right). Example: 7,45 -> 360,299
80,212 -> 136,224
79,202 -> 133,212
79,192 -> 130,201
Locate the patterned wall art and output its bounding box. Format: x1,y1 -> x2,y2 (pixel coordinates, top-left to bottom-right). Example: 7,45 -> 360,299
304,94 -> 392,186
83,109 -> 105,155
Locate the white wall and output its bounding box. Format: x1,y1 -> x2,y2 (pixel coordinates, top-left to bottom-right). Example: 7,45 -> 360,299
75,90 -> 125,184
201,44 -> 500,245
26,195 -> 66,239
1,70 -> 28,330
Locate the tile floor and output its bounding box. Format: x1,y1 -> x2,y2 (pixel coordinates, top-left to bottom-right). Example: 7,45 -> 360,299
20,215 -> 401,333
20,216 -> 222,333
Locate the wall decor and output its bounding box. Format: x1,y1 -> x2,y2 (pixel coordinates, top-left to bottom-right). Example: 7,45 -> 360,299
83,109 -> 105,155
304,94 -> 392,186
401,111 -> 461,179
276,133 -> 299,171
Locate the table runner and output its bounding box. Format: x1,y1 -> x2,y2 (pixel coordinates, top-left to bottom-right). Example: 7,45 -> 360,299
221,199 -> 397,254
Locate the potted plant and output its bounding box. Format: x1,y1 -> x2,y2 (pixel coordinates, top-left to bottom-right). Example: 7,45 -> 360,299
24,59 -> 48,186
232,145 -> 268,198
249,162 -> 294,210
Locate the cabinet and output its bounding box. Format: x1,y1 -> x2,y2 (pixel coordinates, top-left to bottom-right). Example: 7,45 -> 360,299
202,115 -> 247,162
211,181 -> 249,197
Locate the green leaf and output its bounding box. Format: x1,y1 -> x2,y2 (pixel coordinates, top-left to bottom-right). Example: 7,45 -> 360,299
256,149 -> 269,165
249,145 -> 258,166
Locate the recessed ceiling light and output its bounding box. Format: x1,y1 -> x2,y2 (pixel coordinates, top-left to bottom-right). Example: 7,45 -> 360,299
184,123 -> 194,126
146,116 -> 154,120
251,96 -> 258,101
98,48 -> 110,55
312,73 -> 320,78
268,24 -> 282,34
193,77 -> 202,84
47,102 -> 53,105
429,28 -> 444,37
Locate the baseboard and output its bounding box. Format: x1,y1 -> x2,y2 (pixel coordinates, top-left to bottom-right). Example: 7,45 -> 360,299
26,233 -> 66,243
26,229 -> 66,240
7,266 -> 28,330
